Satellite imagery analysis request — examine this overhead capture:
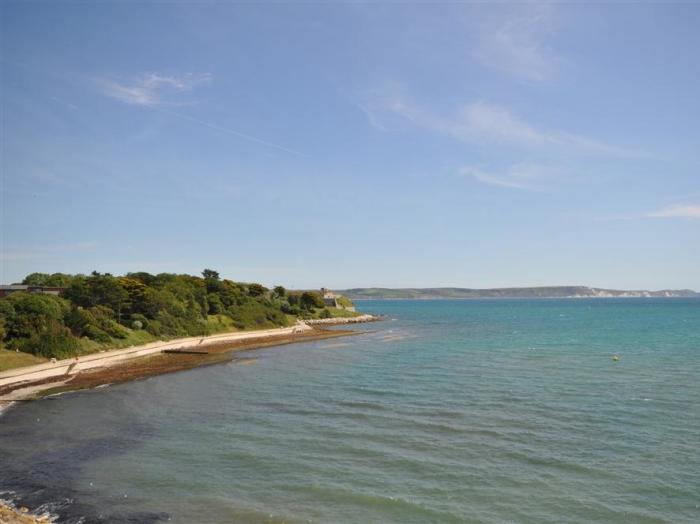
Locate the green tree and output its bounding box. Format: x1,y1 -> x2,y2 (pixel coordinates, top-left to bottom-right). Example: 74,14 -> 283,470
44,273 -> 74,287
2,293 -> 69,340
248,283 -> 268,297
64,272 -> 128,321
23,321 -> 80,359
202,269 -> 220,280
22,273 -> 51,286
300,291 -> 324,310
126,272 -> 157,286
273,286 -> 287,298
21,272 -> 74,287
207,293 -> 224,314
118,277 -> 148,316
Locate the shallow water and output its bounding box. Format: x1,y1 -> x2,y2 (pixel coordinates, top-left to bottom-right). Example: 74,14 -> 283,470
1,299 -> 699,523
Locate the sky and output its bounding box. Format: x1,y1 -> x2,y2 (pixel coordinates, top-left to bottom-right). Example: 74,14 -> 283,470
1,1 -> 699,290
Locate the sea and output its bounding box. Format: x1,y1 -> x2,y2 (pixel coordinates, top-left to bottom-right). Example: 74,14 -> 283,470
1,298 -> 699,523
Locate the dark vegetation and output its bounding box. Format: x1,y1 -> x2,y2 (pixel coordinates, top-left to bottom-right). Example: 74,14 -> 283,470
0,270 -> 353,359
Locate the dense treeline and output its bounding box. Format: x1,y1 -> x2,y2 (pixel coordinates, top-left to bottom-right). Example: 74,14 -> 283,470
0,270 -> 347,359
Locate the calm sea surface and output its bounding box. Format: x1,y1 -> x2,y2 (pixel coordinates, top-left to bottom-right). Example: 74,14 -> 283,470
1,299 -> 699,523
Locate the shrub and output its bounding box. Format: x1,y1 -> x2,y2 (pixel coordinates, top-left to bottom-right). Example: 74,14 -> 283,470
65,306 -> 127,341
146,319 -> 163,337
281,302 -> 298,315
84,324 -> 111,343
300,291 -> 325,310
103,319 -> 128,339
247,283 -> 268,297
65,307 -> 91,336
155,310 -> 189,338
130,313 -> 149,329
336,295 -> 354,309
207,293 -> 224,314
2,293 -> 70,340
20,322 -> 80,359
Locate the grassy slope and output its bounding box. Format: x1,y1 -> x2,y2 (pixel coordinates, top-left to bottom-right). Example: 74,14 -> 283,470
206,314 -> 238,334
303,307 -> 362,319
0,349 -> 47,371
325,307 -> 362,318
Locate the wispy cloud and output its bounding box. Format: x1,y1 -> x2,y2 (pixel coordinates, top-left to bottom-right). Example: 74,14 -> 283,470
357,103 -> 388,132
156,107 -> 304,156
470,6 -> 559,83
98,72 -> 212,107
459,163 -> 558,191
50,96 -> 79,110
648,204 -> 700,219
96,72 -> 302,156
600,204 -> 700,222
365,97 -> 639,157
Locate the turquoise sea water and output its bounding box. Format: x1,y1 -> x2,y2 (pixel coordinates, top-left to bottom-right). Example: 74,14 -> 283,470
1,298 -> 699,523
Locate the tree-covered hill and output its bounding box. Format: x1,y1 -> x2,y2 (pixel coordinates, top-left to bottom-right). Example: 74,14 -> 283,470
0,270 -> 357,360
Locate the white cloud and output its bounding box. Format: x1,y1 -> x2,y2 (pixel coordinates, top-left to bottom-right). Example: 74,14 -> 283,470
459,163 -> 557,191
98,72 -> 212,106
648,204 -> 700,219
470,7 -> 559,83
368,97 -> 638,157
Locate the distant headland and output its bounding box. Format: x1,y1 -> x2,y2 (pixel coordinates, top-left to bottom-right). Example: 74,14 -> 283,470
339,286 -> 699,300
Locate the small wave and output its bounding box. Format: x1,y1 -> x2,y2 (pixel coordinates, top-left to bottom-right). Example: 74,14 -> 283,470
298,484 -> 463,522
505,450 -> 616,480
321,342 -> 351,349
334,400 -> 389,412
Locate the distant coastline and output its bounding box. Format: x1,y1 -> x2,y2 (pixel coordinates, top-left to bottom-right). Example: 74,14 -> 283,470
341,286 -> 699,300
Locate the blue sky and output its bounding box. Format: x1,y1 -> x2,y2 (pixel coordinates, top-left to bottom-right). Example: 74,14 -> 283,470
1,2 -> 699,290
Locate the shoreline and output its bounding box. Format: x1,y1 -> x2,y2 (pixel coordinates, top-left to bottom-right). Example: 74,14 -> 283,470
0,316 -> 380,411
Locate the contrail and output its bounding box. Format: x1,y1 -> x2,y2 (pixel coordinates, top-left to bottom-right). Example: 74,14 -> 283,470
153,107 -> 304,157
